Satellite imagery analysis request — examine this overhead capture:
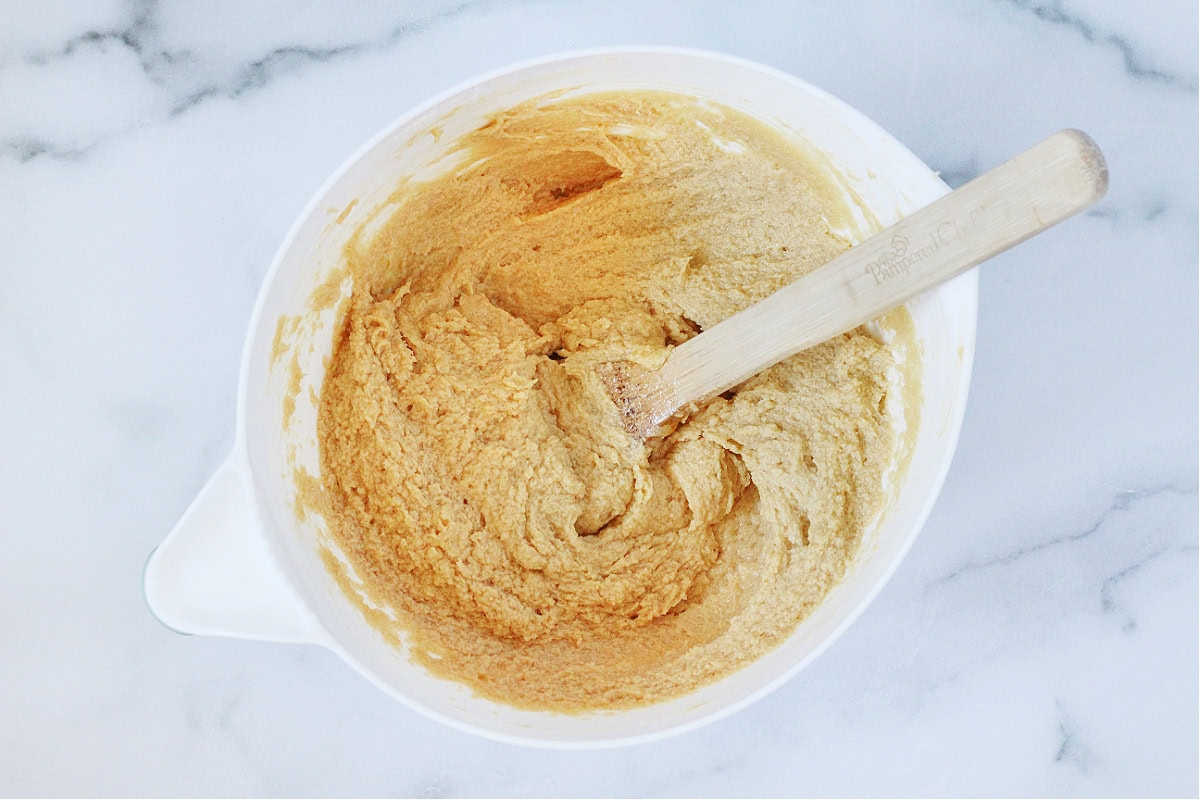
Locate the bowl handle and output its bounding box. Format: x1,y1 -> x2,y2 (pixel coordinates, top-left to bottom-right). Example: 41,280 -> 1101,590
143,451 -> 326,644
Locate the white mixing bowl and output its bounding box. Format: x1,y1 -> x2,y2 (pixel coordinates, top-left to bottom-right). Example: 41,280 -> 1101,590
144,47 -> 977,747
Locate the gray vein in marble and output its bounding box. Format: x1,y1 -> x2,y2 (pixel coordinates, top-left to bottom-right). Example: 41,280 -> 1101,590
1100,544 -> 1199,632
919,666 -> 967,703
1142,199 -> 1168,222
166,42 -> 362,118
186,684 -> 240,734
5,137 -> 92,163
3,0 -> 491,164
933,157 -> 981,188
932,482 -> 1198,587
215,682 -> 245,732
22,0 -> 162,72
1084,198 -> 1173,225
1001,0 -> 1199,93
109,400 -> 173,446
414,776 -> 455,799
1053,699 -> 1095,772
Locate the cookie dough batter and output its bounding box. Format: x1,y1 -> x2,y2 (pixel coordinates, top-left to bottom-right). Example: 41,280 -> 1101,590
314,91 -> 915,710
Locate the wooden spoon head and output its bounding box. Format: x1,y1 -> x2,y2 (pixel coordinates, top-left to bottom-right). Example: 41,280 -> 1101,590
597,361 -> 673,441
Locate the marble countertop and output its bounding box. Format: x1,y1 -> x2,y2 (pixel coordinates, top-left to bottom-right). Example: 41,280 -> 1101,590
2,1 -> 1196,796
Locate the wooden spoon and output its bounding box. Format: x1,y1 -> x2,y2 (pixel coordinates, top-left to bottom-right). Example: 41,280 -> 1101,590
601,129 -> 1109,438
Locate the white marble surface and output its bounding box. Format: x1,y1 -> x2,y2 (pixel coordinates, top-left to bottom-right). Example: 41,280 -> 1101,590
1,0 -> 1196,796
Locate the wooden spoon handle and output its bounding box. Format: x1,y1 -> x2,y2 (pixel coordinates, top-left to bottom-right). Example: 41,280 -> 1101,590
656,129 -> 1109,410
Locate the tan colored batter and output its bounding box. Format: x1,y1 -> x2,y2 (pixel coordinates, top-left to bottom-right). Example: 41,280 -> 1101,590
312,91 -> 916,710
